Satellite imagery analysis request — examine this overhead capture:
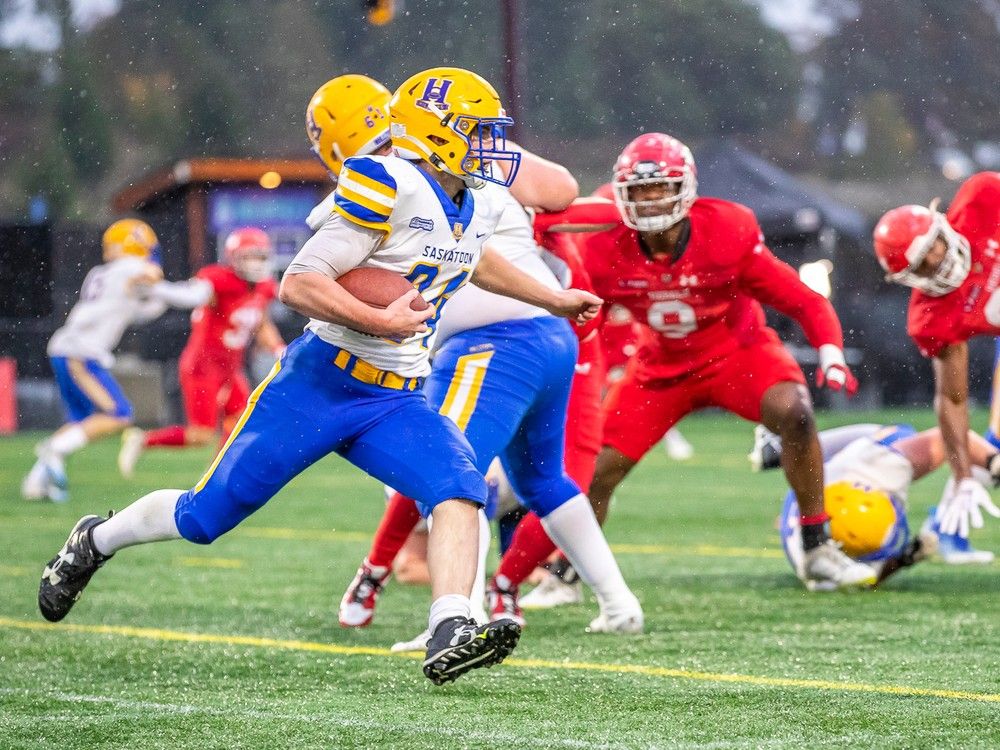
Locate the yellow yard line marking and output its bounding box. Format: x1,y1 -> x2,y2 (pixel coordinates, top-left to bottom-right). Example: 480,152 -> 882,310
176,557 -> 244,569
1,616 -> 997,704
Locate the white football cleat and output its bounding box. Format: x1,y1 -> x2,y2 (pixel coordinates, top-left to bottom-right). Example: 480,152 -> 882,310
663,428 -> 694,461
21,460 -> 50,501
117,427 -> 146,478
802,540 -> 877,592
391,628 -> 430,653
520,572 -> 583,610
35,444 -> 68,503
586,608 -> 644,635
747,424 -> 782,472
920,509 -> 995,565
338,559 -> 391,628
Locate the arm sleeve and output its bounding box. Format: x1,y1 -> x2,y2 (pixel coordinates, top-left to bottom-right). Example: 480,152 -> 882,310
132,297 -> 168,323
284,211 -> 383,278
532,197 -> 620,234
536,230 -> 604,339
739,244 -> 844,349
148,278 -> 214,308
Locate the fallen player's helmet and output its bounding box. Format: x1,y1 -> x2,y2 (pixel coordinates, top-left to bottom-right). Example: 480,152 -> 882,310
612,132 -> 697,232
306,74 -> 392,178
873,201 -> 971,296
389,66 -> 520,188
781,481 -> 909,579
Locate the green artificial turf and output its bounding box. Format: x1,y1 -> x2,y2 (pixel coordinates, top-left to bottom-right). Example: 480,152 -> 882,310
1,409 -> 998,749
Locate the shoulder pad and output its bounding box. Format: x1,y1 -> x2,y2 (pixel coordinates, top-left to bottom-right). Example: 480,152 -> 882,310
694,198 -> 763,264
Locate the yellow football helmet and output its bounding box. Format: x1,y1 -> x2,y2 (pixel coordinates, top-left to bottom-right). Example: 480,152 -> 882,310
389,66 -> 521,188
102,219 -> 160,261
306,74 -> 392,177
825,481 -> 903,559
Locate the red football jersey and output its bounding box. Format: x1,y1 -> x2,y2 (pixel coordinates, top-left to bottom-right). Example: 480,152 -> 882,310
185,264 -> 277,364
578,197 -> 843,380
907,172 -> 1000,357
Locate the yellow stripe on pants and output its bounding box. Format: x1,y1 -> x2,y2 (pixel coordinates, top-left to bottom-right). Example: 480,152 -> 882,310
67,359 -> 116,413
438,351 -> 494,432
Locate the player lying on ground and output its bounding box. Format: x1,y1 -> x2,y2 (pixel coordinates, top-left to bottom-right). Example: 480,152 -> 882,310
118,227 -> 285,476
494,133 -> 876,606
22,220 -> 201,503
758,423 -> 1000,586
753,422 -> 998,566
36,67 -> 600,686
334,75 -> 641,644
873,172 -> 1000,543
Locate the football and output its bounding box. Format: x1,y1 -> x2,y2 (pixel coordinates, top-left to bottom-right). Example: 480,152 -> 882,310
336,267 -> 429,311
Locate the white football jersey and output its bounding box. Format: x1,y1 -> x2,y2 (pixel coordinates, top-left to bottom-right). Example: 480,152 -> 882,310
824,437 -> 915,500
435,189 -> 561,347
47,256 -> 168,367
288,155 -> 507,378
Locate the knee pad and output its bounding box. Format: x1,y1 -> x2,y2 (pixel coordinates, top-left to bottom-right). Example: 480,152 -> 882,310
174,477 -> 271,545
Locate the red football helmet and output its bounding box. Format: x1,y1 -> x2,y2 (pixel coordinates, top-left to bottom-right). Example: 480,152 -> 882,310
223,227 -> 274,283
873,202 -> 970,296
612,133 -> 697,232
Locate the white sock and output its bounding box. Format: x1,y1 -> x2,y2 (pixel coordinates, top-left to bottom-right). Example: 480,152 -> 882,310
48,424 -> 88,457
469,509 -> 490,622
541,494 -> 639,616
428,593 -> 472,634
91,489 -> 184,556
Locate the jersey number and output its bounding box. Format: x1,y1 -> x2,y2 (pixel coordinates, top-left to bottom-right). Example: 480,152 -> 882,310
80,268 -> 109,302
222,307 -> 263,350
646,300 -> 698,339
406,262 -> 470,348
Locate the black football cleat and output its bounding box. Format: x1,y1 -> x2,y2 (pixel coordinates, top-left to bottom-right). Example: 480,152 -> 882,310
38,514 -> 113,622
422,616 -> 521,686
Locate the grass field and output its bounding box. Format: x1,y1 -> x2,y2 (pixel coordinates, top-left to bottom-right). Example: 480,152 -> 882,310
1,409 -> 999,749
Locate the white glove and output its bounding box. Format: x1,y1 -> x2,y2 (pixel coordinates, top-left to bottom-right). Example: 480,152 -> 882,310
935,477 -> 1000,538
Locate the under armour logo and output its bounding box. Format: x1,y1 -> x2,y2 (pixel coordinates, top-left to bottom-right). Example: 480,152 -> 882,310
43,548 -> 74,586
449,624 -> 478,646
416,78 -> 453,112
679,274 -> 699,286
575,362 -> 592,375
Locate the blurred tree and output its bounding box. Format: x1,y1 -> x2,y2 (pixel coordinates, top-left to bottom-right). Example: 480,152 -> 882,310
816,0 -> 1000,159
55,46 -> 114,180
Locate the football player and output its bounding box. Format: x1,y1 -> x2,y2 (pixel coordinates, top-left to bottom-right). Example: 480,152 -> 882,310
336,97 -> 642,640
515,133 -> 877,593
22,220 -> 195,502
874,173 -> 1000,546
117,226 -> 284,476
36,67 -> 601,686
756,422 -> 1000,582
